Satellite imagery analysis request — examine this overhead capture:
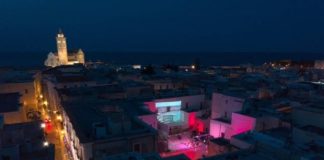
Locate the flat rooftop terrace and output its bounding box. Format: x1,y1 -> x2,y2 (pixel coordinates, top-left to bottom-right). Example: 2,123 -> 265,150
0,92 -> 21,113
63,100 -> 156,143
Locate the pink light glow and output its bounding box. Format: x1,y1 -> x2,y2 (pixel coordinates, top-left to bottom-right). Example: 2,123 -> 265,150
188,112 -> 196,128
184,151 -> 196,160
188,112 -> 205,133
209,119 -> 231,139
168,133 -> 193,151
138,114 -> 157,129
196,119 -> 205,133
231,113 -> 256,136
209,113 -> 256,139
144,101 -> 157,113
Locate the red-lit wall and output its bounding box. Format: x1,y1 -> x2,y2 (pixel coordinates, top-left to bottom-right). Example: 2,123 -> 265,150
187,112 -> 206,133
188,112 -> 196,128
144,101 -> 157,113
196,119 -> 205,133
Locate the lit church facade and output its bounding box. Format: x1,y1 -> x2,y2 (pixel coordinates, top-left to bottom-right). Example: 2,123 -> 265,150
44,31 -> 85,67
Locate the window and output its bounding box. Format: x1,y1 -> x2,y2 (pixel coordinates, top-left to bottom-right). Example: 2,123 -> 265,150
133,143 -> 141,152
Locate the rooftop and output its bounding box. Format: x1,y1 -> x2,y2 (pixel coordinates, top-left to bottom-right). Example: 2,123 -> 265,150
63,99 -> 156,143
103,152 -> 162,160
0,121 -> 54,159
58,84 -> 125,97
0,92 -> 21,113
202,150 -> 274,160
123,101 -> 153,116
153,88 -> 203,99
233,127 -> 291,148
210,138 -> 230,146
240,98 -> 293,118
294,103 -> 324,113
121,80 -> 152,88
55,74 -> 90,83
217,88 -> 253,99
0,70 -> 34,83
0,121 -> 45,146
301,125 -> 324,137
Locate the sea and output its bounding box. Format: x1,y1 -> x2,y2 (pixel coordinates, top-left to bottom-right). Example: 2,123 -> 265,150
1,52 -> 324,68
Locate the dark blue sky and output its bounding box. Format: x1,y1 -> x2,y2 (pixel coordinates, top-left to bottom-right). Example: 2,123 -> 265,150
1,0 -> 324,53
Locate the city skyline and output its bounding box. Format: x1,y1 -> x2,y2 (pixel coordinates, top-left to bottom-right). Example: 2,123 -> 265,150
1,1 -> 324,159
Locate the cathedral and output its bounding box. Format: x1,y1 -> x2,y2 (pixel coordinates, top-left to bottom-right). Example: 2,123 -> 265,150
44,30 -> 85,67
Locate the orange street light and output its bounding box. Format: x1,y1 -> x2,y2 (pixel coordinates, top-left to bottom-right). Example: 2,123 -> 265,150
56,115 -> 62,121
43,101 -> 48,106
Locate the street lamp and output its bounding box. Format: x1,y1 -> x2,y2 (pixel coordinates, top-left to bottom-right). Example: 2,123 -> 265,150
43,100 -> 48,106
41,123 -> 46,128
56,115 -> 62,121
43,141 -> 49,147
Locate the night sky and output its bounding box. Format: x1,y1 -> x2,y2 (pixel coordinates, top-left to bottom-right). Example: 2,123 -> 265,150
1,0 -> 324,53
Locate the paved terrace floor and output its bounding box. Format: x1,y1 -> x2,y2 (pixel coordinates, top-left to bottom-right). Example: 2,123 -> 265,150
161,132 -> 222,159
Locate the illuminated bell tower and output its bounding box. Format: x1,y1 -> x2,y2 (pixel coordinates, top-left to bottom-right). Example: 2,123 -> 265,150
56,29 -> 68,65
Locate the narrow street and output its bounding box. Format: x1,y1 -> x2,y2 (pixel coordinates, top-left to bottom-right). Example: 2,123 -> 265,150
37,96 -> 68,160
